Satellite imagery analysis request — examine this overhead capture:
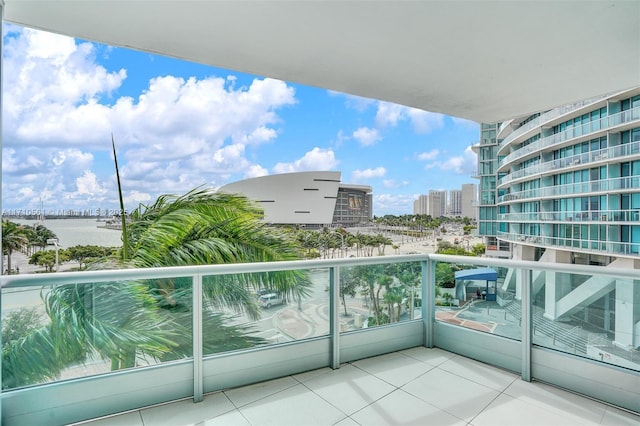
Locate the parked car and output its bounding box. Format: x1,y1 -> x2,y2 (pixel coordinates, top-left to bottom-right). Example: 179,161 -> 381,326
256,288 -> 275,298
258,293 -> 285,308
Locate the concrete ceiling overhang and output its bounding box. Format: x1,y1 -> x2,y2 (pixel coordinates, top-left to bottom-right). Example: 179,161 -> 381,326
3,1 -> 639,123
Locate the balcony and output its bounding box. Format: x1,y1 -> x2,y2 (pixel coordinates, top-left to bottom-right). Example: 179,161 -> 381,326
498,105 -> 640,168
2,255 -> 639,425
496,93 -> 612,155
498,209 -> 640,223
77,347 -> 638,425
498,232 -> 640,256
498,141 -> 640,189
497,176 -> 640,203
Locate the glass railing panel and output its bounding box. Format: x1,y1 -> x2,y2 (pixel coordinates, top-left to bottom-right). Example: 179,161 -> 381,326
201,268 -> 328,353
434,260 -> 520,341
339,260 -> 422,332
2,275 -> 192,390
532,270 -> 640,372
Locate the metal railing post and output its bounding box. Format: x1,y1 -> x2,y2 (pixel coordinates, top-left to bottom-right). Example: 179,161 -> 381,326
423,259 -> 434,348
193,273 -> 204,402
521,268 -> 532,382
330,266 -> 340,369
1,2 -> 5,420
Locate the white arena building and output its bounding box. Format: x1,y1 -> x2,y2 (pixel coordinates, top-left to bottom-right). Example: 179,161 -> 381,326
219,171 -> 372,227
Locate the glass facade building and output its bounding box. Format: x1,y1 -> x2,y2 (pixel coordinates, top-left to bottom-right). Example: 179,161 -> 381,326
471,89 -> 640,365
473,123 -> 511,257
493,87 -> 640,263
331,185 -> 373,226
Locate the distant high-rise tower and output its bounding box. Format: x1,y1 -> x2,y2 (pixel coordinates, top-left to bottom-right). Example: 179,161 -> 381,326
449,190 -> 462,216
413,195 -> 429,215
461,183 -> 477,219
428,190 -> 447,217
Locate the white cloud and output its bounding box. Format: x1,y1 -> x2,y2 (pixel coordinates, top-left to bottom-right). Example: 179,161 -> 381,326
352,127 -> 381,147
244,164 -> 269,178
352,167 -> 386,181
382,179 -> 409,189
2,148 -> 44,174
123,190 -> 152,206
373,193 -> 416,216
210,144 -> 252,173
375,103 -> 405,128
4,28 -> 126,145
427,146 -> 477,175
52,149 -> 94,169
4,25 -> 296,152
2,26 -> 298,211
235,126 -> 278,145
417,149 -> 440,161
407,109 -> 445,134
375,101 -> 445,134
75,170 -> 108,198
273,148 -> 338,174
332,130 -> 349,148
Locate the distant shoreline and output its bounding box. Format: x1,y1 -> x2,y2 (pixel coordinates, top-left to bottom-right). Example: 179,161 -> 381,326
96,224 -> 123,231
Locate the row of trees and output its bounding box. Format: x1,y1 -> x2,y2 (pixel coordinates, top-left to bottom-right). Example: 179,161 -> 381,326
28,245 -> 119,272
2,219 -> 58,274
1,220 -> 109,273
339,262 -> 421,325
435,240 -> 486,288
373,213 -> 474,231
294,228 -> 394,259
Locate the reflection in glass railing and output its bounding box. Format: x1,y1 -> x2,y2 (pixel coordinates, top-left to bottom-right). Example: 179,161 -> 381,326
1,277 -> 193,389
2,255 -> 639,397
216,268 -> 330,347
434,262 -> 521,341
338,261 -> 422,332
432,258 -> 640,373
534,271 -> 640,370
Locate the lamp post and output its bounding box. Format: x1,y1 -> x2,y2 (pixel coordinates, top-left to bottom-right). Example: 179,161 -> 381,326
47,238 -> 59,272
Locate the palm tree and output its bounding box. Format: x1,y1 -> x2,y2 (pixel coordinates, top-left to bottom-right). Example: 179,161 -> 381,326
121,188 -> 310,320
2,219 -> 29,274
3,188 -> 311,387
30,224 -> 58,253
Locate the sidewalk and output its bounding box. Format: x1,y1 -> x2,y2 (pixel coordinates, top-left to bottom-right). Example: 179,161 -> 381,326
274,301 -> 373,340
5,251 -> 75,275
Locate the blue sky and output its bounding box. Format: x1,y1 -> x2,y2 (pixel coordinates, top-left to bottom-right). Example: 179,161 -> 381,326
2,24 -> 479,217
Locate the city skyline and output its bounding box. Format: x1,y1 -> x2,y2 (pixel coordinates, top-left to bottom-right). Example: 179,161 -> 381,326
2,24 -> 479,217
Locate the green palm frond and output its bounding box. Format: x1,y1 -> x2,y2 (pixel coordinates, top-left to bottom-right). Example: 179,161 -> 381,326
43,282 -> 179,362
3,183 -> 310,389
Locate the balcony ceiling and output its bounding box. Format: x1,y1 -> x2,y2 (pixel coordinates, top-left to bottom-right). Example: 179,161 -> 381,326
3,1 -> 639,123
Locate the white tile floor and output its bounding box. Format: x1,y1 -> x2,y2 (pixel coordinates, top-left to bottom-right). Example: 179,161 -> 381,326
78,347 -> 640,426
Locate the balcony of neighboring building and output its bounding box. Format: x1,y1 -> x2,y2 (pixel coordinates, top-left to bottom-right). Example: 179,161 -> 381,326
498,209 -> 640,224
497,175 -> 640,204
498,140 -> 640,188
497,105 -> 640,169
498,232 -> 640,258
496,93 -> 614,156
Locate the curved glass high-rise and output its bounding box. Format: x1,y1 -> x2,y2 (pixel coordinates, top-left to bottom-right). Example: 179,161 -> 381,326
489,87 -> 640,265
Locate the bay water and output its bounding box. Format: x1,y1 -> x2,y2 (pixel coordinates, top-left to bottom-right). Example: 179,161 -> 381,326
15,218 -> 123,248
